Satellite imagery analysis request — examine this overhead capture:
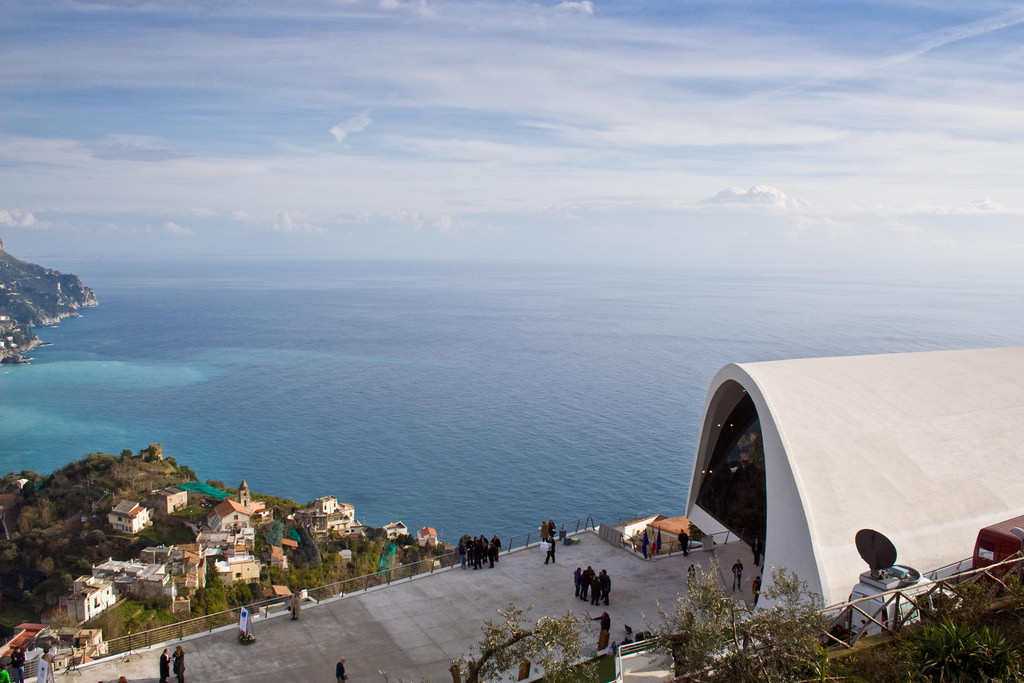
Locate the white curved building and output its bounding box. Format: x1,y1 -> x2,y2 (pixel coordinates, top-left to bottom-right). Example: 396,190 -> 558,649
684,346 -> 1024,606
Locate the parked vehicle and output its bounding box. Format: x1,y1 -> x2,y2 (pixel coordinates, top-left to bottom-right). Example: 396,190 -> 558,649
972,514 -> 1024,571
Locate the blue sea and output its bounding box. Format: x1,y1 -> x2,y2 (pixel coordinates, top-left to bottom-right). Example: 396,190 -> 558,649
2,258 -> 1022,541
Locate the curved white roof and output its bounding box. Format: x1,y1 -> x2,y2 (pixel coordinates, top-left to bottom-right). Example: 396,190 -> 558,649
686,346 -> 1024,606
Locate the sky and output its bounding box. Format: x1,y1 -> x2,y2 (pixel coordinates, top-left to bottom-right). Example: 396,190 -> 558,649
1,0 -> 1023,271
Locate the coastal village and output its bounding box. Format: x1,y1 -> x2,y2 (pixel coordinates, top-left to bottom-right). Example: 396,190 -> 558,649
0,445 -> 446,672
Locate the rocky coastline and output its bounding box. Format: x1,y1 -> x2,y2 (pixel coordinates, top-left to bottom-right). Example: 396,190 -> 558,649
0,238 -> 97,360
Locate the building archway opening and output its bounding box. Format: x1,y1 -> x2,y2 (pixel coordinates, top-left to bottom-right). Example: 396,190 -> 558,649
694,393 -> 766,546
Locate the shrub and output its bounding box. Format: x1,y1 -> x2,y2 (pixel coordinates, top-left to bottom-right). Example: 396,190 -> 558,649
907,618 -> 1020,682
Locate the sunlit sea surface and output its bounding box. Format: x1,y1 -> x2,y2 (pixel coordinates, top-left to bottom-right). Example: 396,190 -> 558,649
2,258 -> 1022,541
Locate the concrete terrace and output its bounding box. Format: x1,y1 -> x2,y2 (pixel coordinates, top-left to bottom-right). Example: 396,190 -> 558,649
73,531 -> 756,682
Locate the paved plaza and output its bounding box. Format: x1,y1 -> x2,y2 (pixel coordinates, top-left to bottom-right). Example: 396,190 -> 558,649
70,531 -> 755,682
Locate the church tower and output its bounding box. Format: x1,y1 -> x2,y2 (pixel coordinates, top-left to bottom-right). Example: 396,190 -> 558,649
238,480 -> 251,509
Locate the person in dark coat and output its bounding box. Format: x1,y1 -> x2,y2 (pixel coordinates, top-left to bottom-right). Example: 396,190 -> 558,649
752,536 -> 763,566
10,645 -> 26,683
590,573 -> 601,605
336,656 -> 347,681
488,538 -> 498,568
592,611 -> 611,650
545,537 -> 556,564
598,569 -> 611,605
172,645 -> 185,683
573,567 -> 582,598
678,529 -> 690,556
580,566 -> 594,601
159,648 -> 170,683
491,534 -> 502,563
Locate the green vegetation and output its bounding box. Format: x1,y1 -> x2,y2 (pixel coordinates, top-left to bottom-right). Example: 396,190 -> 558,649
0,449 -> 452,639
450,605 -> 592,683
833,576 -> 1024,682
654,561 -> 828,682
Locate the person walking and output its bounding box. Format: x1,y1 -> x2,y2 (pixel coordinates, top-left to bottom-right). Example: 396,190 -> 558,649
752,536 -> 763,567
732,559 -> 744,591
172,645 -> 186,683
598,569 -> 611,606
9,645 -> 25,683
159,648 -> 170,683
545,536 -> 556,564
678,528 -> 689,556
37,645 -> 55,683
573,567 -> 582,598
752,575 -> 762,607
291,592 -> 302,620
336,656 -> 347,681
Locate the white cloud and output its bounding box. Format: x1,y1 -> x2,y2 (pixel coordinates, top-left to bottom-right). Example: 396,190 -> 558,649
0,209 -> 42,229
554,1 -> 593,16
329,110 -> 374,144
271,211 -> 326,234
163,221 -> 193,235
702,186 -> 809,210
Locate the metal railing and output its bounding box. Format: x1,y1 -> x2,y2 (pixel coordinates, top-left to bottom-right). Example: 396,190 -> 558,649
91,517 -> 601,657
820,553 -> 1024,649
503,516 -> 599,553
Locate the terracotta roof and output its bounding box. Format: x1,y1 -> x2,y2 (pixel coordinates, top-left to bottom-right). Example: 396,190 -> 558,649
281,538 -> 299,548
650,516 -> 691,536
210,499 -> 251,518
419,527 -> 438,537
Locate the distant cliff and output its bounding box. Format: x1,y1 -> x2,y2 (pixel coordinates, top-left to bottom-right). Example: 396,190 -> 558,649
0,239 -> 97,360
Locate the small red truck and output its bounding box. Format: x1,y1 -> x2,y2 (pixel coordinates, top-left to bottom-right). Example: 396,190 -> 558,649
972,514 -> 1024,570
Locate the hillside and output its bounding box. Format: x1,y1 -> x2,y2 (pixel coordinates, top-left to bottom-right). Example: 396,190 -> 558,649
0,237 -> 97,360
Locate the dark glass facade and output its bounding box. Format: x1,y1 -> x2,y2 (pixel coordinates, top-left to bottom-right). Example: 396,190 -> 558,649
694,394 -> 766,545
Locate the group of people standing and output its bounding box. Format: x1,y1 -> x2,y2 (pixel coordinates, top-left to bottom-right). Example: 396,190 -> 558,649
573,566 -> 611,605
158,645 -> 186,683
459,534 -> 502,569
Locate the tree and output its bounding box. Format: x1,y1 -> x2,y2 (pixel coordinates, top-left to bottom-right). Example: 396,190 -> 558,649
654,562 -> 828,682
450,604 -> 592,683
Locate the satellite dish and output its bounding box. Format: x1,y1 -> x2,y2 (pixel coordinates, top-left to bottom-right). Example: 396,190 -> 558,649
856,529 -> 897,578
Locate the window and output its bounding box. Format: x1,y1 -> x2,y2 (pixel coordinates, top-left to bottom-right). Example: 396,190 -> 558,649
695,394 -> 766,546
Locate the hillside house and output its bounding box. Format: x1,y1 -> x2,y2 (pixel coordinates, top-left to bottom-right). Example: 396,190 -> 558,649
215,555 -> 261,585
141,544 -> 207,590
207,499 -> 252,532
147,487 -> 189,516
417,526 -> 439,547
60,576 -> 117,622
107,500 -> 153,534
269,545 -> 288,570
294,496 -> 357,536
383,521 -> 409,539
91,559 -> 176,600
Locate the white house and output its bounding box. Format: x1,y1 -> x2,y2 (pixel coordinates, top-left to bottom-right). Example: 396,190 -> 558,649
383,521 -> 409,539
61,576 -> 117,622
207,499 -> 252,532
294,496 -> 357,536
108,500 -> 153,534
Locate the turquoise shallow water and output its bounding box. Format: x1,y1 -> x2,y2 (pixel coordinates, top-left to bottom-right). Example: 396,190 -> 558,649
2,258 -> 1022,540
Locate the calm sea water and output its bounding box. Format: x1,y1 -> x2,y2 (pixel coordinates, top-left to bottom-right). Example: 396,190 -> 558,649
1,258 -> 1022,541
